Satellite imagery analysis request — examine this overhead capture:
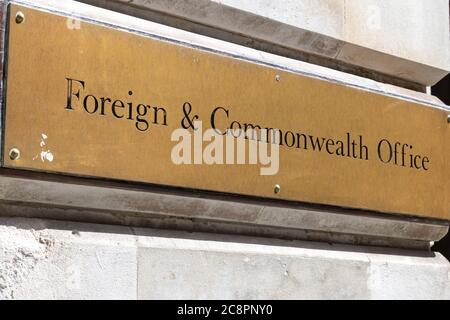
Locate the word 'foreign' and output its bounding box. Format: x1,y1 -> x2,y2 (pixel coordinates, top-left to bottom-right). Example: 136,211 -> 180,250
65,78 -> 168,132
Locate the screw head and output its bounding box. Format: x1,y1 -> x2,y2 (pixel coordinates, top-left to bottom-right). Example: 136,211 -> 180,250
9,148 -> 20,160
274,184 -> 281,194
275,75 -> 281,82
15,12 -> 25,24
447,114 -> 450,124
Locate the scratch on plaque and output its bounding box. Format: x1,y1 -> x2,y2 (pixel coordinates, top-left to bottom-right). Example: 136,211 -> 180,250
33,133 -> 54,162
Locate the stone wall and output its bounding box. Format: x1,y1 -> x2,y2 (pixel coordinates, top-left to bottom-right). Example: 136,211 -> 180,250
1,218 -> 449,300
79,0 -> 450,89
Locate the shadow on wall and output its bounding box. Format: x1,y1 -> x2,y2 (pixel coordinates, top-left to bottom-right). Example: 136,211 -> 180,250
433,74 -> 450,105
431,73 -> 450,261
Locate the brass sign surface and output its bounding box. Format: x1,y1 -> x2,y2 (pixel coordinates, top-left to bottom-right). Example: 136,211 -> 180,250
3,5 -> 450,220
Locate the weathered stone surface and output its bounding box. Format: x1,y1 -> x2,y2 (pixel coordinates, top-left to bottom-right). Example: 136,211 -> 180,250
343,0 -> 450,70
368,252 -> 450,299
136,236 -> 370,299
1,218 -> 449,300
0,219 -> 137,299
0,175 -> 448,250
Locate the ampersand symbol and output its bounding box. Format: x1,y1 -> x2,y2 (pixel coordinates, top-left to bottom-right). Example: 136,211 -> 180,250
181,102 -> 199,131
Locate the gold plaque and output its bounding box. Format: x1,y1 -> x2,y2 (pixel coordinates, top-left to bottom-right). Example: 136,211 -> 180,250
3,5 -> 450,220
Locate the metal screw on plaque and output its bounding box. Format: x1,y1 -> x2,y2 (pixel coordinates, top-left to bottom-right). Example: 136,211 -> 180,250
447,114 -> 450,124
15,12 -> 25,24
274,184 -> 281,194
9,148 -> 20,160
275,75 -> 281,82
